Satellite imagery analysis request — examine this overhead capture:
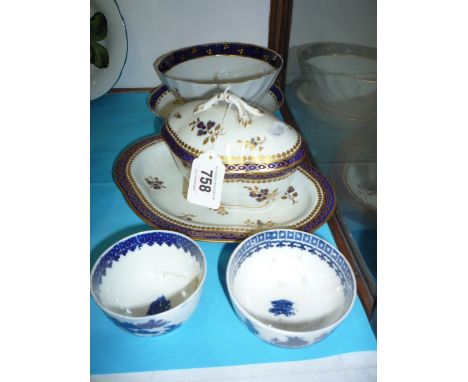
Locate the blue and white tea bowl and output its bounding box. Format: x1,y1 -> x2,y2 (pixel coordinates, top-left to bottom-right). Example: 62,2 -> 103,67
226,229 -> 356,348
91,230 -> 206,336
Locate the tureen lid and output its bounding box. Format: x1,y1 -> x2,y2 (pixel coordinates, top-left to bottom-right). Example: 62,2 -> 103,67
162,92 -> 303,172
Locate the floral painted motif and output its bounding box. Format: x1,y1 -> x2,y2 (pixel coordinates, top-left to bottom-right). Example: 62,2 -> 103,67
237,136 -> 266,152
128,324 -> 182,336
270,336 -> 310,348
145,176 -> 166,189
189,118 -> 224,145
245,186 -> 279,203
173,112 -> 182,119
109,317 -> 170,330
177,213 -> 196,222
281,186 -> 298,204
108,316 -> 183,336
244,219 -> 276,229
269,299 -> 296,317
211,204 -> 228,216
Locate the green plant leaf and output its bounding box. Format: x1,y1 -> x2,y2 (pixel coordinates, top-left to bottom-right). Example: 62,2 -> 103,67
91,42 -> 109,68
91,12 -> 108,42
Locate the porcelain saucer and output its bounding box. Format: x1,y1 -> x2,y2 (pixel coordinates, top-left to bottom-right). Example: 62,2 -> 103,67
147,84 -> 284,119
114,136 -> 335,242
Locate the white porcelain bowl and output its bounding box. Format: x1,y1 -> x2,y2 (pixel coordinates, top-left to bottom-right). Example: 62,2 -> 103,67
297,42 -> 376,100
154,43 -> 283,103
91,230 -> 206,336
296,42 -> 376,121
226,229 -> 356,348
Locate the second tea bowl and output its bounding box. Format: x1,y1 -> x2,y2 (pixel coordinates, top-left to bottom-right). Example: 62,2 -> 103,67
226,229 -> 356,348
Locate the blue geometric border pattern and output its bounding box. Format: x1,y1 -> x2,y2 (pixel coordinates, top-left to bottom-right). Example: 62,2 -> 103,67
113,135 -> 335,242
92,230 -> 204,294
229,230 -> 355,305
161,124 -> 306,178
157,42 -> 282,73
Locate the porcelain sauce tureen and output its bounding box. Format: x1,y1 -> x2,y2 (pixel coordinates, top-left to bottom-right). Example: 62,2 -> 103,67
161,92 -> 305,209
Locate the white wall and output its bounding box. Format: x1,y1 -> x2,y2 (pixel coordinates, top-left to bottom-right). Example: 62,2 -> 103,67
287,0 -> 377,84
114,0 -> 270,88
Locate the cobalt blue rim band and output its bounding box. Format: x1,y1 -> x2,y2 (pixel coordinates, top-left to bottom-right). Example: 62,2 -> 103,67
113,135 -> 336,242
161,124 -> 306,178
161,125 -> 194,163
157,43 -> 283,73
149,84 -> 169,107
269,85 -> 284,105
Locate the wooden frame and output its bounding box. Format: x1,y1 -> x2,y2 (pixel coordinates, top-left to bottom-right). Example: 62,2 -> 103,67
268,0 -> 293,90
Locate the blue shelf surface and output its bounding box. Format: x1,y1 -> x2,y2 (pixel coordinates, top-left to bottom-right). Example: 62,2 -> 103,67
90,92 -> 376,375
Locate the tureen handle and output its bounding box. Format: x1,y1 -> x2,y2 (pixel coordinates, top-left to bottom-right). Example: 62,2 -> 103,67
193,92 -> 264,127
